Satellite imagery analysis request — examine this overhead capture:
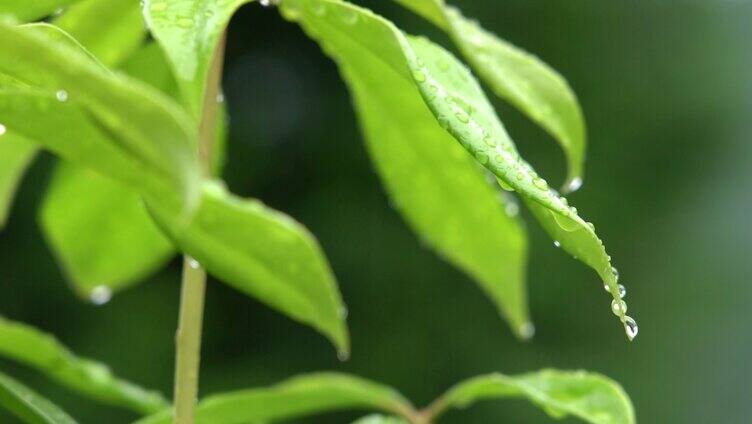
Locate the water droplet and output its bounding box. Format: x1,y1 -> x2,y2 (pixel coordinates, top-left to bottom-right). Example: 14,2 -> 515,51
566,177 -> 583,193
519,322 -> 535,339
623,316 -> 638,341
498,179 -> 514,192
176,16 -> 194,28
216,93 -> 225,103
188,257 -> 201,269
0,123 -> 6,136
532,177 -> 548,191
603,283 -> 610,293
56,90 -> 68,102
412,70 -> 426,82
617,284 -> 626,298
454,110 -> 469,123
612,266 -> 619,282
89,286 -> 112,305
483,132 -> 496,147
337,350 -> 350,362
552,212 -> 579,232
150,1 -> 167,12
611,299 -> 627,316
553,241 -> 561,248
260,0 -> 280,7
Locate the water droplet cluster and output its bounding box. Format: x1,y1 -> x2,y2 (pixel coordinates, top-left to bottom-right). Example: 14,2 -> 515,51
605,266 -> 638,341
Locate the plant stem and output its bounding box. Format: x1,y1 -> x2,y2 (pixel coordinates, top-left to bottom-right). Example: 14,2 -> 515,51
172,33 -> 227,424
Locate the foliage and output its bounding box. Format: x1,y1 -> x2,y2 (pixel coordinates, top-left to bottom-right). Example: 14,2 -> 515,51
0,0 -> 637,422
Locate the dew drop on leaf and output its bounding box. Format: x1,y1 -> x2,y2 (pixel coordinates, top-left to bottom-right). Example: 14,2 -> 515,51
55,90 -> 68,102
0,123 -> 6,136
623,316 -> 638,341
519,322 -> 535,339
532,177 -> 548,191
89,286 -> 112,306
188,257 -> 201,269
611,299 -> 627,316
565,176 -> 583,193
617,284 -> 626,298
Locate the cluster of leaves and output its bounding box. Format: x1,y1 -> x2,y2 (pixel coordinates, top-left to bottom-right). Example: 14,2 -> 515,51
0,0 -> 636,422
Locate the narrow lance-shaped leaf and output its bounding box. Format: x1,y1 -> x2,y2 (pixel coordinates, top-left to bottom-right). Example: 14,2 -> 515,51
39,36 -> 181,299
0,371 -> 78,424
392,0 -> 587,190
0,317 -> 169,414
147,181 -> 349,354
280,0 -> 633,337
279,1 -> 530,335
135,372 -> 414,424
426,370 -> 635,424
0,21 -> 200,211
39,163 -> 175,299
143,0 -> 255,116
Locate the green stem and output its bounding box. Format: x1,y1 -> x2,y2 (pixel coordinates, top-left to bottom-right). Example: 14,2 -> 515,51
172,33 -> 227,424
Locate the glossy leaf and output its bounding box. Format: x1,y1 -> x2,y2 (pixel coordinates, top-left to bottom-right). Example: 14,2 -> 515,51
55,0 -> 146,66
143,0 -> 254,116
136,372 -> 413,424
147,181 -> 349,354
39,163 -> 174,298
0,371 -> 77,424
280,0 -> 632,336
428,370 -> 635,424
0,132 -> 35,228
282,3 -> 530,334
392,0 -> 586,189
0,21 -> 200,210
0,1 -> 80,22
0,317 -> 169,414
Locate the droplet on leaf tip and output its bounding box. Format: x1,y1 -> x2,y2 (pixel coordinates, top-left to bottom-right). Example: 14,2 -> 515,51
623,316 -> 638,341
89,286 -> 112,306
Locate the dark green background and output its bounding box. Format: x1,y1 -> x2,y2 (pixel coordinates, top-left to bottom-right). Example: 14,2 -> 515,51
2,0 -> 751,422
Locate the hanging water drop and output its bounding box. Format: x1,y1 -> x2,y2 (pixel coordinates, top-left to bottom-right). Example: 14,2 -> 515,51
566,177 -> 583,193
618,284 -> 626,298
519,322 -> 535,340
260,0 -> 281,6
611,299 -> 627,316
612,266 -> 620,282
553,241 -> 561,248
337,350 -> 350,362
56,90 -> 68,102
623,316 -> 638,341
89,286 -> 112,306
498,179 -> 514,192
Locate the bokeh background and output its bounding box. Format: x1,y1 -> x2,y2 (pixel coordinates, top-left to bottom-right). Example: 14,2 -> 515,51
2,0 -> 752,422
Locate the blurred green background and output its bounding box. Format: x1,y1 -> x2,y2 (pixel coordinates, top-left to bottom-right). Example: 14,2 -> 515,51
2,0 -> 751,422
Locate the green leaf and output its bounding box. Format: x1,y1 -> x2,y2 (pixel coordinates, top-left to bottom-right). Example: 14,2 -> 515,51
280,0 -> 633,337
0,132 -> 36,228
287,4 -> 530,335
429,370 -> 635,424
0,371 -> 77,424
54,0 -> 146,67
0,1 -> 80,22
143,0 -> 254,116
0,21 -> 200,211
352,414 -> 409,424
136,372 -> 413,424
147,181 -> 349,354
0,317 -> 169,414
392,0 -> 587,190
39,163 -> 174,298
